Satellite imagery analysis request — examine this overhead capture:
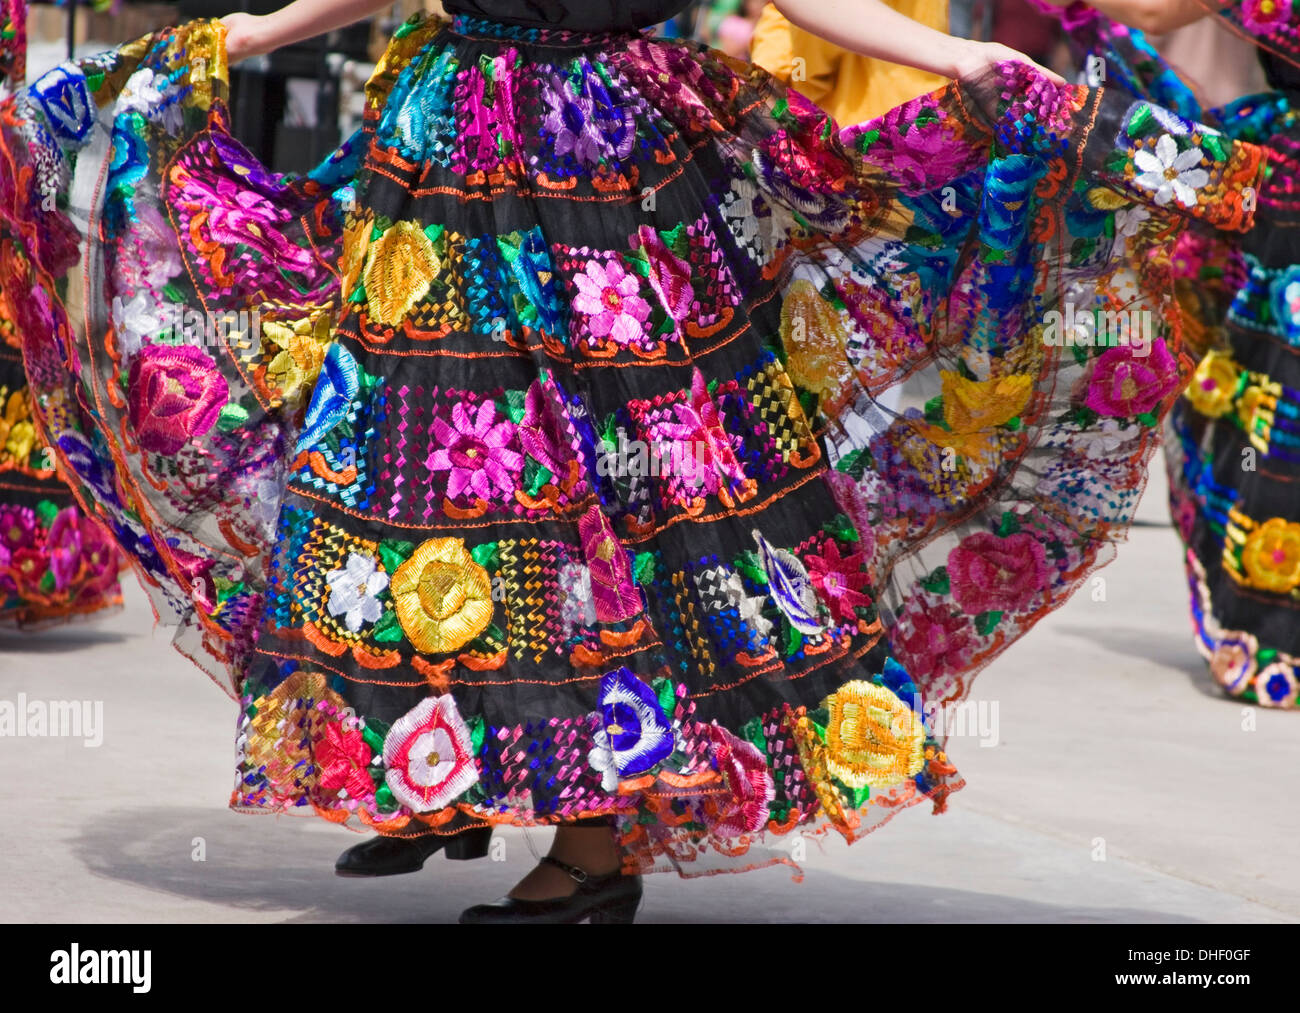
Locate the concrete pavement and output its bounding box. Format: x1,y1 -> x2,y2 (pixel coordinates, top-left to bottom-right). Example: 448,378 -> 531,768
2,460 -> 1296,923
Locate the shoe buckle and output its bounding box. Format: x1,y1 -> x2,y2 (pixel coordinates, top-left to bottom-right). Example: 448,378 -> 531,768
541,855 -> 588,883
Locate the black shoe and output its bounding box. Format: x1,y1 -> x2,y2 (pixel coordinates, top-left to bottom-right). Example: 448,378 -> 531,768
334,825 -> 492,877
458,855 -> 642,924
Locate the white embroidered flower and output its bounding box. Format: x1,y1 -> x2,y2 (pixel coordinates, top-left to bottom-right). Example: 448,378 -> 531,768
118,68 -> 165,116
1114,205 -> 1150,242
1133,134 -> 1209,208
111,292 -> 164,360
558,560 -> 598,630
587,727 -> 621,791
720,571 -> 774,638
1075,417 -> 1142,460
326,552 -> 389,632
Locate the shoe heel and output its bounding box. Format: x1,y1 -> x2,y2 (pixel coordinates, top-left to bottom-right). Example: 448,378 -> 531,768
588,895 -> 640,924
444,826 -> 492,861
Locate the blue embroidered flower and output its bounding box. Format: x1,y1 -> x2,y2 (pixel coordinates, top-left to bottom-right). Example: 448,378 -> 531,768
295,343 -> 360,453
31,63 -> 94,144
1268,265 -> 1300,343
586,667 -> 674,790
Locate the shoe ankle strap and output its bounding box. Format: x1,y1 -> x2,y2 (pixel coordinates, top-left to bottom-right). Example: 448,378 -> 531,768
540,855 -> 589,883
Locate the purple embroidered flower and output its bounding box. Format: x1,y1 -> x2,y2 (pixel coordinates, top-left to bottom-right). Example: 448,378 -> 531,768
0,505 -> 38,550
571,258 -> 652,348
541,70 -> 634,167
428,400 -> 523,503
587,667 -> 675,790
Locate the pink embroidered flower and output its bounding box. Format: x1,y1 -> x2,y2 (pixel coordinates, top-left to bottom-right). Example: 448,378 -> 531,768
652,372 -> 747,496
894,602 -> 977,683
1085,338 -> 1180,418
572,258 -> 653,348
316,719 -> 376,800
947,531 -> 1050,615
1242,0 -> 1291,35
0,505 -> 37,550
578,504 -> 642,622
77,517 -> 121,595
382,696 -> 478,813
46,507 -> 83,592
632,225 -> 694,324
823,470 -> 878,562
0,542 -> 12,595
518,378 -> 568,480
127,343 -> 229,455
848,95 -> 981,195
706,723 -> 774,836
427,400 -> 524,503
806,539 -> 874,624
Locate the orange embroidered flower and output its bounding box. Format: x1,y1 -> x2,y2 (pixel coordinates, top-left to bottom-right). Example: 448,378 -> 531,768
822,680 -> 925,790
1185,350 -> 1239,419
391,537 -> 494,653
339,210 -> 375,298
781,280 -> 855,407
363,220 -> 440,326
1242,517 -> 1300,593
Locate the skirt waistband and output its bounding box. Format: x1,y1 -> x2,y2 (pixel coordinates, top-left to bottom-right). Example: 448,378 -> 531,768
447,14 -> 638,45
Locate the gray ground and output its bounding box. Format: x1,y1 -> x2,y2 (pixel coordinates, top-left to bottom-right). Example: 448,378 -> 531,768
2,460 -> 1296,924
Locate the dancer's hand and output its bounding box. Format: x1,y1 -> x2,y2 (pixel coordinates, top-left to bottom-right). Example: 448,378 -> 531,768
950,40 -> 1067,86
221,12 -> 272,64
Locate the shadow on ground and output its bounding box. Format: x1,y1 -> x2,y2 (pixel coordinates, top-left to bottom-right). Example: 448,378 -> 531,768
67,806 -> 1206,924
1053,624 -> 1222,701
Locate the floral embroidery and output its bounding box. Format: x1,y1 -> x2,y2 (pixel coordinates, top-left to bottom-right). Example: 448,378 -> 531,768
823,680 -> 926,791
428,400 -> 523,504
382,695 -> 478,812
1240,517 -> 1300,593
1132,133 -> 1208,208
325,552 -> 389,632
126,343 -> 229,455
363,220 -> 440,325
390,537 -> 494,653
587,667 -> 675,790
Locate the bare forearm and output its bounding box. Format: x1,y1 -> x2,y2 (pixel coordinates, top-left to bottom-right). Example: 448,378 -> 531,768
772,0 -> 976,77
229,0 -> 395,55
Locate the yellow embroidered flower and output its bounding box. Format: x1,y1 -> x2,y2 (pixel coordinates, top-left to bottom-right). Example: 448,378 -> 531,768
363,220 -> 440,326
915,370 -> 1032,463
262,314 -> 332,404
391,537 -> 494,654
1,390 -> 35,466
822,680 -> 925,790
339,210 -> 375,298
1185,350 -> 1239,419
1242,517 -> 1300,593
781,280 -> 854,406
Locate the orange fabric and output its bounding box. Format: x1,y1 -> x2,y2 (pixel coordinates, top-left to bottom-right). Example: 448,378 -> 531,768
749,2 -> 950,126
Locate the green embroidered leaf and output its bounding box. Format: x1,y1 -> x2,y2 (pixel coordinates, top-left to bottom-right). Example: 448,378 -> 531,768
740,716 -> 767,755
996,511 -> 1022,537
1136,411 -> 1158,427
975,610 -> 1004,636
377,539 -> 416,575
469,715 -> 486,754
918,566 -> 950,595
633,551 -> 657,586
654,676 -> 677,718
734,550 -> 768,586
782,620 -> 803,658
1126,104 -> 1153,138
923,395 -> 947,426
470,541 -> 500,571
821,514 -> 858,544
371,608 -> 404,643
34,500 -> 59,528
522,456 -> 553,497
217,402 -> 249,432
855,128 -> 881,152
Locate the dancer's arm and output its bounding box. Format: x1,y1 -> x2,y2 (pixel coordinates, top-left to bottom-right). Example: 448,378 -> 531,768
772,0 -> 1065,82
222,0 -> 395,63
1034,0 -> 1210,34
